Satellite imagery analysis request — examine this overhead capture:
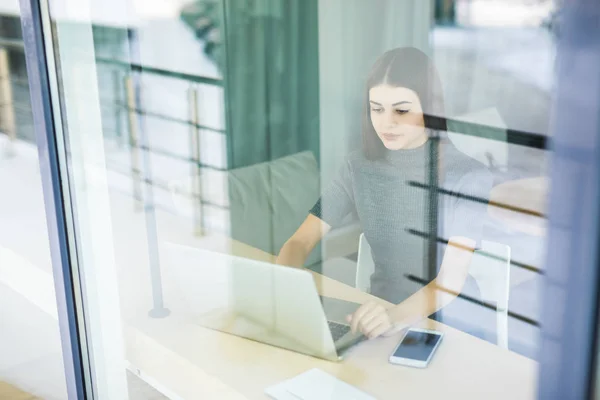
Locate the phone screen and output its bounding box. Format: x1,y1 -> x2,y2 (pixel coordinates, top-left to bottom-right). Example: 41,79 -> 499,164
393,330 -> 442,361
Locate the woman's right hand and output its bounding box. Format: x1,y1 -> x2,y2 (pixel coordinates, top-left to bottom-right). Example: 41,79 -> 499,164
346,301 -> 394,340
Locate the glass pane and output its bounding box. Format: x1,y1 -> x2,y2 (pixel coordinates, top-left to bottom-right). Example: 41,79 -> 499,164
41,0 -> 570,398
0,5 -> 67,400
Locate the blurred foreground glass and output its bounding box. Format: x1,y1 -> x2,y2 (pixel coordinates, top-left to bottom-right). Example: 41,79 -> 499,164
0,7 -> 67,400
34,0 -> 573,398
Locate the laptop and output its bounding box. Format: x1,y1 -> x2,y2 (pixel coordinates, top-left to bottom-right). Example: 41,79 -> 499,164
166,243 -> 364,361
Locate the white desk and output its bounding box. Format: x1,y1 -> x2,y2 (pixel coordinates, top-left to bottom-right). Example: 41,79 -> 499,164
125,234 -> 538,400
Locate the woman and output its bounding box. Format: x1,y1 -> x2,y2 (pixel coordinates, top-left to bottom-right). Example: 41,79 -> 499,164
277,47 -> 492,340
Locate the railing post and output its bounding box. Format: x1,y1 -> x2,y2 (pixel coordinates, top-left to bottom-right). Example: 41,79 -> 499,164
0,47 -> 16,156
124,74 -> 143,210
113,69 -> 124,148
188,84 -> 203,236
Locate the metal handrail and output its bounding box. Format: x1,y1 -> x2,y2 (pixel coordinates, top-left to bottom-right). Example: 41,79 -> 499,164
408,180 -> 546,218
1,38 -> 548,148
96,56 -> 222,86
407,228 -> 544,275
0,37 -> 225,234
406,274 -> 540,327
2,36 -> 551,227
2,36 -> 548,323
110,101 -> 225,134
428,114 -> 548,150
0,38 -> 25,50
108,164 -> 228,210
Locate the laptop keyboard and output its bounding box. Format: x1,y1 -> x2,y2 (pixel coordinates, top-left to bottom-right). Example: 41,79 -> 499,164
328,321 -> 351,342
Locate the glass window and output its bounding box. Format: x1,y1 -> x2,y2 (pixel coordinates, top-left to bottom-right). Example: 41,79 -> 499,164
0,7 -> 67,400
35,0 -> 570,398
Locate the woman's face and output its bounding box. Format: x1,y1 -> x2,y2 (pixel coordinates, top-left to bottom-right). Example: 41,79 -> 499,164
369,84 -> 427,150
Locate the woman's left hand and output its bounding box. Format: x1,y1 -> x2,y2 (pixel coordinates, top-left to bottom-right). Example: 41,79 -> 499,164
346,301 -> 393,340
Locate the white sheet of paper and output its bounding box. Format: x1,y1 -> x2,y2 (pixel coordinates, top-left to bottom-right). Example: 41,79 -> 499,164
264,380 -> 300,400
265,368 -> 376,400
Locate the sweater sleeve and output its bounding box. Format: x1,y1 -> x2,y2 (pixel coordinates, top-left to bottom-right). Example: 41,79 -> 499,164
309,159 -> 356,228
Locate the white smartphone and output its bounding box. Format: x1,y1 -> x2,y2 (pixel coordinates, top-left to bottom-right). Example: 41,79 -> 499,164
388,328 -> 444,368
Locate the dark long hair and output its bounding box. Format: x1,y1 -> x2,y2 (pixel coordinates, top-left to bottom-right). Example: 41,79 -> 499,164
362,47 -> 447,160
362,48 -> 448,281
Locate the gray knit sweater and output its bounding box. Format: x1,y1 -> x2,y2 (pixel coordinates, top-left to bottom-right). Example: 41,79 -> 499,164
310,141 -> 492,304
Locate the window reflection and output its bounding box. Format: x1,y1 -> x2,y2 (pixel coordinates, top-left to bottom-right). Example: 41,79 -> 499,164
37,0 -> 559,398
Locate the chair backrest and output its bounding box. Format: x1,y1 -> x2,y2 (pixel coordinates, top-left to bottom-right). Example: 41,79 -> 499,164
470,241 -> 511,311
169,151 -> 322,265
356,233 -> 375,292
470,240 -> 511,348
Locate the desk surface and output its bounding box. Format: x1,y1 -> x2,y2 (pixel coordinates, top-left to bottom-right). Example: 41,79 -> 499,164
0,381 -> 37,400
126,234 -> 538,400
